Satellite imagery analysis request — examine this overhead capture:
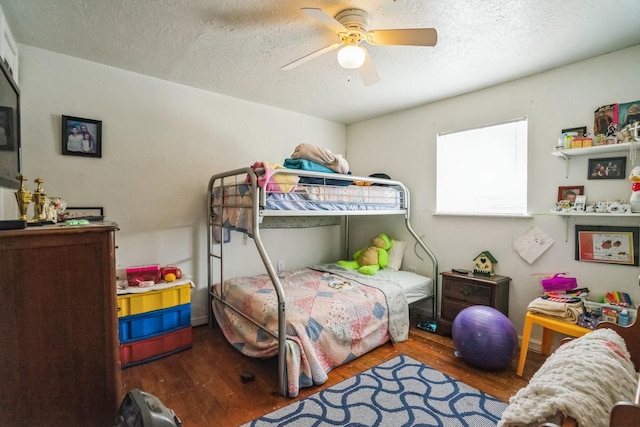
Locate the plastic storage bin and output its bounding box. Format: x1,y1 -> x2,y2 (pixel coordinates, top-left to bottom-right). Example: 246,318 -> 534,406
126,264 -> 161,286
118,304 -> 191,343
117,284 -> 192,318
120,326 -> 192,368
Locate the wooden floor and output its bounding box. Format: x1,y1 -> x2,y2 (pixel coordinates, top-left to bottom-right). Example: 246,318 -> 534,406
120,314 -> 546,427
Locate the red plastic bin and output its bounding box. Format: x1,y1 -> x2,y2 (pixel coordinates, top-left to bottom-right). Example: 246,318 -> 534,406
120,326 -> 192,368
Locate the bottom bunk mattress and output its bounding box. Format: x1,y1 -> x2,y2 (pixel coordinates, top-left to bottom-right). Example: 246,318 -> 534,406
211,264 -> 432,397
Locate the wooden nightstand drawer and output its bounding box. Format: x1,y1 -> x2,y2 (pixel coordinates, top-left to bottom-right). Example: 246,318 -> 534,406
437,271 -> 511,336
443,279 -> 491,305
441,298 -> 474,320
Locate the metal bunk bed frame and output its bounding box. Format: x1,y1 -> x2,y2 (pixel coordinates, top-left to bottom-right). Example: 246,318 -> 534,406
206,167 -> 438,397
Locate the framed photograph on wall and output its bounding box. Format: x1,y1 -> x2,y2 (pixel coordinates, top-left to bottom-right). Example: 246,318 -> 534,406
588,156 -> 626,179
575,225 -> 639,266
61,115 -> 102,158
557,185 -> 584,202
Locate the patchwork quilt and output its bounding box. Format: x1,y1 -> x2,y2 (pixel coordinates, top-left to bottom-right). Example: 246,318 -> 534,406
211,264 -> 409,397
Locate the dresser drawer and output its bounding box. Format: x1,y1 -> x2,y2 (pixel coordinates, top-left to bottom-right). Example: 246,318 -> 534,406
441,298 -> 474,321
443,279 -> 492,305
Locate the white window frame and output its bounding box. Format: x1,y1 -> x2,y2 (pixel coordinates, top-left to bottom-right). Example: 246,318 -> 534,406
436,118 -> 528,216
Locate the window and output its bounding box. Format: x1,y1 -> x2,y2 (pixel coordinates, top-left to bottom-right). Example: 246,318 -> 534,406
436,118 -> 528,215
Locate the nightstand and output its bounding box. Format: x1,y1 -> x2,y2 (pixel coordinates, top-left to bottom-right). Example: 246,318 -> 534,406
437,271 -> 511,336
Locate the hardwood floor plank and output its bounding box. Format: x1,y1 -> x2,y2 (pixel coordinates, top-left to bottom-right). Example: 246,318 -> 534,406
120,314 -> 545,426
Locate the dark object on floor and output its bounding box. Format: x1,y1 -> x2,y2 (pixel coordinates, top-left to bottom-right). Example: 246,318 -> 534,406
241,371 -> 255,383
115,388 -> 182,426
416,320 -> 437,333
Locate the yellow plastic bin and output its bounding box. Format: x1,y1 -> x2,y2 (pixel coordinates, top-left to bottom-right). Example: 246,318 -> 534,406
117,283 -> 192,318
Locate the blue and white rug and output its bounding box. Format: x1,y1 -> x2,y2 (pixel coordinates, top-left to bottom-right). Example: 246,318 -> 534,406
243,354 -> 506,427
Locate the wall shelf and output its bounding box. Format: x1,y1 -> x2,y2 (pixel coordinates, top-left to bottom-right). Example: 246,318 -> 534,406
553,212 -> 640,218
551,142 -> 634,159
553,211 -> 640,241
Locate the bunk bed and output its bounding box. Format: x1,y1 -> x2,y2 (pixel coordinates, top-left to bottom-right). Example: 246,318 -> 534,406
206,166 -> 438,397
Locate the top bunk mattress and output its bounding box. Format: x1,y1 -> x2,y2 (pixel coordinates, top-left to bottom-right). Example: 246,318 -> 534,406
264,184 -> 401,211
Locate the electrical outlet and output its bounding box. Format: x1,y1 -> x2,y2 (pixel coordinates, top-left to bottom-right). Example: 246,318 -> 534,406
409,266 -> 417,273
277,261 -> 285,272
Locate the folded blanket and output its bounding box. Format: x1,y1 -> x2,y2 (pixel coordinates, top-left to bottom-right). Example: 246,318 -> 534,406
291,143 -> 349,174
248,161 -> 298,193
284,158 -> 352,186
283,158 -> 335,174
498,328 -> 637,427
527,297 -> 584,323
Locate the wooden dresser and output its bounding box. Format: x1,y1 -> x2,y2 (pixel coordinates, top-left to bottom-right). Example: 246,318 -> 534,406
0,222 -> 121,426
437,271 -> 511,336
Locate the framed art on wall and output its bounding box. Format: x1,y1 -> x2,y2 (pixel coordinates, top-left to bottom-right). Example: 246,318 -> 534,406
575,225 -> 639,266
61,115 -> 102,158
588,156 -> 626,179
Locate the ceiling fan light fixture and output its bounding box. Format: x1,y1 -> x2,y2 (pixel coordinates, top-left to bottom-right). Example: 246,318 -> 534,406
337,45 -> 365,69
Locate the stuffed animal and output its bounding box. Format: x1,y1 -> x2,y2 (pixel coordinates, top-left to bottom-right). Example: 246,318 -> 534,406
629,165 -> 640,213
337,234 -> 394,275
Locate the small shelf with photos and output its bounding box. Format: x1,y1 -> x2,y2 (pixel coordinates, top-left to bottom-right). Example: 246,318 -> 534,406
551,142 -> 635,159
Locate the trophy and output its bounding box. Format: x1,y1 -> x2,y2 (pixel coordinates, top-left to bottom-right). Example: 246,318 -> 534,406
31,178 -> 47,222
14,175 -> 32,221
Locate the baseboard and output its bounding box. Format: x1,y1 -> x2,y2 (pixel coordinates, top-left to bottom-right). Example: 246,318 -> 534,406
192,315 -> 209,326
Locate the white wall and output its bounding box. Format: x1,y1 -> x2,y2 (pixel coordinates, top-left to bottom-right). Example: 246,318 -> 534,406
9,45 -> 346,325
347,44 -> 640,343
4,42 -> 640,345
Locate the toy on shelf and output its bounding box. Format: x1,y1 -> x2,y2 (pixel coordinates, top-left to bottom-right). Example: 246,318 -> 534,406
629,166 -> 640,213
603,291 -> 633,308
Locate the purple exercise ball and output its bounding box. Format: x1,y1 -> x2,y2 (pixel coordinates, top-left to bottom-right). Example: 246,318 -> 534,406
452,305 -> 518,370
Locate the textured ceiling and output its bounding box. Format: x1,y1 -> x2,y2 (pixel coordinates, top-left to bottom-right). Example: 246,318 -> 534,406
2,0 -> 640,124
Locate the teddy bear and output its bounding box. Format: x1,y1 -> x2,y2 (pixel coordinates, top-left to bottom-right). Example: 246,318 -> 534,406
337,233 -> 394,275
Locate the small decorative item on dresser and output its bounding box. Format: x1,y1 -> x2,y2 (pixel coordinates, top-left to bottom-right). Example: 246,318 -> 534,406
14,174 -> 31,220
31,178 -> 47,221
473,250 -> 497,276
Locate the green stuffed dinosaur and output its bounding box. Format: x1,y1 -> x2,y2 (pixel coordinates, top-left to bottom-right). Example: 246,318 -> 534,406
337,234 -> 394,275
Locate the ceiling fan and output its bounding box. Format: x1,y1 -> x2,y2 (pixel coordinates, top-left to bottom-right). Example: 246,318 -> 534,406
282,7 -> 438,86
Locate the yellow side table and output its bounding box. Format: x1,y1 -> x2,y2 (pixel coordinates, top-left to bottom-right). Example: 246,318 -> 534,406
516,311 -> 591,376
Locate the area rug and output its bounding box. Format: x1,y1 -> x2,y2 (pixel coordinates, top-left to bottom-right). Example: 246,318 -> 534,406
242,354 -> 506,427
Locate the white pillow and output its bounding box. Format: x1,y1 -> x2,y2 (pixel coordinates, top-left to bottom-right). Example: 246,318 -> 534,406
387,240 -> 407,271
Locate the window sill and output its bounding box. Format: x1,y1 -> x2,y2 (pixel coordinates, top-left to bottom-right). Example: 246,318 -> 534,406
433,212 -> 533,219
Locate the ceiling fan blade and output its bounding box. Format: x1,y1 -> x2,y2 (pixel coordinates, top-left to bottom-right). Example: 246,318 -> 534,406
358,48 -> 379,86
301,7 -> 347,33
366,28 -> 437,46
282,43 -> 343,70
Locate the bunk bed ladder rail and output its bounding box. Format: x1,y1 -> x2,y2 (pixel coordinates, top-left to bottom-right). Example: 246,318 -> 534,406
401,180 -> 438,320
207,168 -> 289,397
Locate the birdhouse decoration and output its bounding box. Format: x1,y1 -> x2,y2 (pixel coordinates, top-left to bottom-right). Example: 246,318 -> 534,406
473,251 -> 497,276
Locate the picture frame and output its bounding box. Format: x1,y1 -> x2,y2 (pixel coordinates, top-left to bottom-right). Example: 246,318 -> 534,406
0,106 -> 13,151
64,206 -> 104,221
61,115 -> 102,158
561,126 -> 587,137
575,225 -> 639,266
557,185 -> 584,202
573,195 -> 587,211
588,156 -> 626,179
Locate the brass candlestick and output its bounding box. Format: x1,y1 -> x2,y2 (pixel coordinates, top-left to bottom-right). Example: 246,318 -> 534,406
14,175 -> 32,221
31,177 -> 47,222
